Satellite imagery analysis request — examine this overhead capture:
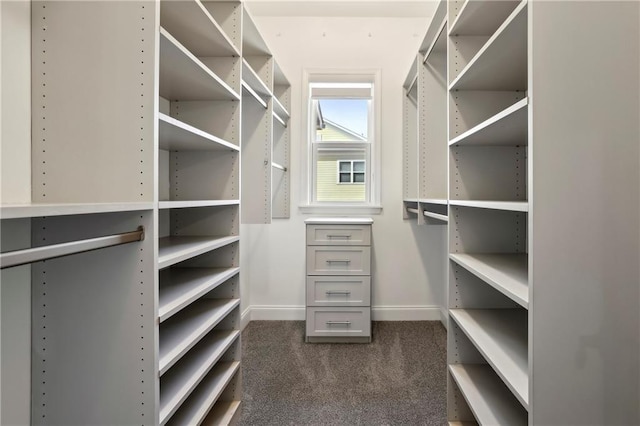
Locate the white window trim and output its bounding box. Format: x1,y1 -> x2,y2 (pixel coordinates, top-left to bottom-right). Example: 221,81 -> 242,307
337,160 -> 365,185
299,69 -> 382,215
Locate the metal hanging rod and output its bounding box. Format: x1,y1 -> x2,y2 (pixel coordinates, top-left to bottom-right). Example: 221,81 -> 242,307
0,226 -> 145,270
272,162 -> 288,172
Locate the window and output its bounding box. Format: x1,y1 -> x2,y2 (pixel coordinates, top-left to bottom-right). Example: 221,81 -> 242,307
338,160 -> 365,184
302,72 -> 380,211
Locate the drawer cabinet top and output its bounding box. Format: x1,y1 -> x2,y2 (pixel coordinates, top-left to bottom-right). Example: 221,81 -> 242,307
304,217 -> 373,225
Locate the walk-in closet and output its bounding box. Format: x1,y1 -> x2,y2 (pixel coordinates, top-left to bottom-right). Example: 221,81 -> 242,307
1,0 -> 638,424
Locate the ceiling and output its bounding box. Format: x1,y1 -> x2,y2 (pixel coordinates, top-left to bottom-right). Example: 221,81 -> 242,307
245,1 -> 439,18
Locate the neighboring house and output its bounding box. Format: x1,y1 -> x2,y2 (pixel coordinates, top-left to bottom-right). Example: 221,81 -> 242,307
316,118 -> 366,202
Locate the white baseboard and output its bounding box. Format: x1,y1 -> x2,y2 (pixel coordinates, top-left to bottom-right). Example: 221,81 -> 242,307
371,305 -> 442,321
439,306 -> 448,330
241,307 -> 252,331
243,305 -> 443,322
250,305 -> 306,321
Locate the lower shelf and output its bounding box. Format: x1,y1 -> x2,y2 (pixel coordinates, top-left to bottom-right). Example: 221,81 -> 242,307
202,400 -> 242,424
449,364 -> 527,426
166,361 -> 241,426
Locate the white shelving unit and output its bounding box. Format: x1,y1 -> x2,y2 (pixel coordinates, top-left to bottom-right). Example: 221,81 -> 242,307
402,0 -> 448,224
241,8 -> 291,223
446,0 -> 640,424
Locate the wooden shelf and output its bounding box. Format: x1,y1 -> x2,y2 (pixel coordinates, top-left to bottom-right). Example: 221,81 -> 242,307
159,267 -> 240,322
449,1 -> 527,91
450,253 -> 528,308
159,298 -> 239,375
202,400 -> 242,425
160,0 -> 239,57
450,309 -> 528,408
166,361 -> 240,426
423,17 -> 447,62
159,113 -> 239,152
449,364 -> 527,425
159,330 -> 239,424
449,422 -> 478,426
449,200 -> 528,212
449,98 -> 528,147
158,200 -> 239,210
158,236 -> 239,269
0,202 -> 153,219
159,28 -> 240,102
419,198 -> 448,205
242,8 -> 270,56
403,198 -> 419,203
449,0 -> 521,36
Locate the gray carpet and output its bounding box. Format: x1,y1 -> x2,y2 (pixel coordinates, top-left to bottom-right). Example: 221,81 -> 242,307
239,321 -> 447,425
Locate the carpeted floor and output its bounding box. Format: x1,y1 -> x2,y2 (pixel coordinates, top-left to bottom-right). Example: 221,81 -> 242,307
239,321 -> 447,425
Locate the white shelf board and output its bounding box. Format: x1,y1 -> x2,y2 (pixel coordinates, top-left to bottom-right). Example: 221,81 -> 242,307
0,202 -> 153,219
449,0 -> 527,91
159,298 -> 240,375
241,59 -> 272,99
449,309 -> 529,408
274,61 -> 289,87
304,217 -> 374,225
450,253 -> 528,308
158,235 -> 239,269
449,364 -> 527,425
273,111 -> 287,128
403,198 -> 419,203
242,81 -> 268,109
159,28 -> 240,102
158,200 -> 239,210
449,200 -> 528,212
202,400 -> 242,425
166,361 -> 240,426
419,198 -> 448,205
159,267 -> 240,322
424,211 -> 448,222
449,422 -> 478,426
423,17 -> 447,63
242,9 -> 270,56
273,96 -> 290,120
449,98 -> 528,147
160,0 -> 239,57
159,113 -> 239,152
449,0 -> 521,36
159,330 -> 239,424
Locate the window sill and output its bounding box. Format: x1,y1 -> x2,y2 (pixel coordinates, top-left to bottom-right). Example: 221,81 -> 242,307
299,204 -> 383,215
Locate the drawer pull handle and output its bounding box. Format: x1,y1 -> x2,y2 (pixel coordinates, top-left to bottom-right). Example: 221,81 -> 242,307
327,234 -> 352,239
326,290 -> 351,296
326,259 -> 351,263
326,321 -> 351,326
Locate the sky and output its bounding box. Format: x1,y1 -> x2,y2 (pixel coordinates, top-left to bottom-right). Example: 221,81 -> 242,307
319,99 -> 368,138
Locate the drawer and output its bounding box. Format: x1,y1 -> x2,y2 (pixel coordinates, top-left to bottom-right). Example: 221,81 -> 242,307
306,224 -> 371,246
306,246 -> 371,276
306,276 -> 371,306
306,307 -> 371,337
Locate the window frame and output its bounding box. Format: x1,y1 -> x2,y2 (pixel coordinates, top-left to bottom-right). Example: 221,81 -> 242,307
300,69 -> 382,215
337,160 -> 366,185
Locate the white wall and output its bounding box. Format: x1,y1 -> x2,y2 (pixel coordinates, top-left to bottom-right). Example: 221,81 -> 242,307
241,14 -> 447,323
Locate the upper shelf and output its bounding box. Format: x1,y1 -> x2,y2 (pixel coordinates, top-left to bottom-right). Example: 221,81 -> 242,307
159,28 -> 240,102
274,61 -> 290,87
0,202 -> 153,219
449,0 -> 522,36
273,97 -> 290,122
159,113 -> 239,152
449,200 -> 528,213
449,98 -> 528,147
242,8 -> 270,56
160,0 -> 240,58
449,0 -> 527,91
242,59 -> 272,99
423,18 -> 447,63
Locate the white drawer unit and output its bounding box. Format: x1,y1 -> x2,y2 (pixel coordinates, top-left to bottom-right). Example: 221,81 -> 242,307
304,218 -> 373,343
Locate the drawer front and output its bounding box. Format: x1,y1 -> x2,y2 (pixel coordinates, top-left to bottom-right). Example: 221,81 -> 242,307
306,276 -> 371,306
306,224 -> 371,246
306,246 -> 371,276
306,307 -> 371,337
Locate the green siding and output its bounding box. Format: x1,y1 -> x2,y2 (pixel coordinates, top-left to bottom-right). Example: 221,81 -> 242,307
317,160 -> 365,202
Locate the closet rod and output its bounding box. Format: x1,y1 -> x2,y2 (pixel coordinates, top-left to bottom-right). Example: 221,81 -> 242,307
272,162 -> 287,172
0,227 -> 145,269
407,207 -> 420,215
